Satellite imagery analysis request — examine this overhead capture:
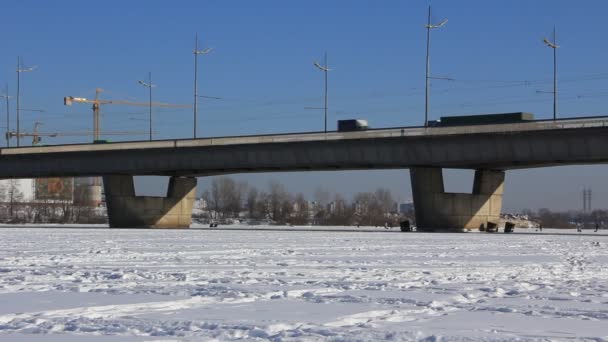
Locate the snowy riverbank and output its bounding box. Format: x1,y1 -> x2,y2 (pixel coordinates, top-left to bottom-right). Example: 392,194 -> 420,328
0,227 -> 607,340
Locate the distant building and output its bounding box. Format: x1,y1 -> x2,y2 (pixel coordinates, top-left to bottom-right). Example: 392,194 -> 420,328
354,201 -> 365,216
328,201 -> 336,213
399,202 -> 414,214
0,179 -> 35,203
195,198 -> 208,210
0,177 -> 102,206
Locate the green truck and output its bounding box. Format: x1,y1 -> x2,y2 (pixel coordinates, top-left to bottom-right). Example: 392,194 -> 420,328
429,112 -> 535,127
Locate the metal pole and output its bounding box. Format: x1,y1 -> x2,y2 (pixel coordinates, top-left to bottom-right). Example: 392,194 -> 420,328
93,104 -> 100,141
5,84 -> 9,147
16,57 -> 20,147
194,33 -> 198,138
149,72 -> 152,141
94,88 -> 101,141
425,6 -> 431,127
553,27 -> 557,120
324,52 -> 328,133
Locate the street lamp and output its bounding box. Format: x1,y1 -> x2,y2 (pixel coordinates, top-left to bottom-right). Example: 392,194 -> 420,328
16,57 -> 36,147
193,33 -> 213,139
424,6 -> 447,127
313,52 -> 331,133
137,72 -> 156,141
543,27 -> 559,120
0,84 -> 11,147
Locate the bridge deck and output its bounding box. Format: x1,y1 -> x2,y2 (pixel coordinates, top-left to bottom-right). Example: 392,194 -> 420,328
2,116 -> 608,156
1,116 -> 607,179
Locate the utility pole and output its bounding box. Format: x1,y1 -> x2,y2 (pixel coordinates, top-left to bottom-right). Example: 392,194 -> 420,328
424,6 -> 448,127
0,84 -> 11,147
16,57 -> 36,147
16,58 -> 20,147
149,72 -> 152,141
314,52 -> 331,133
193,34 -> 213,139
543,27 -> 559,120
138,73 -> 155,141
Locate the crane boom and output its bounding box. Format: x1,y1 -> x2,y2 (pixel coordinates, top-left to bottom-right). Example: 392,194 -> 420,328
8,131 -> 149,137
5,121 -> 149,145
65,96 -> 188,108
7,127 -> 150,145
63,88 -> 190,141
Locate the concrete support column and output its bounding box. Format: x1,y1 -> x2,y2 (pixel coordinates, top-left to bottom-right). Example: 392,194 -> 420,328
410,167 -> 504,231
103,175 -> 197,228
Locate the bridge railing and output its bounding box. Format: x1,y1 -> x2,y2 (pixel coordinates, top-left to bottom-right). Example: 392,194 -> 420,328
2,116 -> 608,155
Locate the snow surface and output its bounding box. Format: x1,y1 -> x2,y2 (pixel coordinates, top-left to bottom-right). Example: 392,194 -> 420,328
0,226 -> 607,341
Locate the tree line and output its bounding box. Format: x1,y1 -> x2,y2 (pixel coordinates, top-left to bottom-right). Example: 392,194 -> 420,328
0,200 -> 104,224
521,208 -> 608,228
199,177 -> 410,226
0,183 -> 104,224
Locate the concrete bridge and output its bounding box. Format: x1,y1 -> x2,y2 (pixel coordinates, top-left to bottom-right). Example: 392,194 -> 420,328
1,116 -> 607,230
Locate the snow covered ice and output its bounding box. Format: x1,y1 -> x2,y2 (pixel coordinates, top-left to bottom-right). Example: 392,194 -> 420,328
0,226 -> 607,341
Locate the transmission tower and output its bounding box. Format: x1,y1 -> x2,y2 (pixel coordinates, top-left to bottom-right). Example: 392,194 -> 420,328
582,187 -> 592,213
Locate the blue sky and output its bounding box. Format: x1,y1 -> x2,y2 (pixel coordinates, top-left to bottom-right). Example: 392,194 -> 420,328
1,0 -> 608,211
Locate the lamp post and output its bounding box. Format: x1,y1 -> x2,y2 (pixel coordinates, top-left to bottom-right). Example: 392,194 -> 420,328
424,6 -> 447,127
16,57 -> 36,147
138,72 -> 156,141
0,84 -> 11,147
193,33 -> 213,139
543,27 -> 559,120
313,52 -> 331,133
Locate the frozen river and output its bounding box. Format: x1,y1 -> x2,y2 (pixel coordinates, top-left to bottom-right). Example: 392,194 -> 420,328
0,227 -> 607,341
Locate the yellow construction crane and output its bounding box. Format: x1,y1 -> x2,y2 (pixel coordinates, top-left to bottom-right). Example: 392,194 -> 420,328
6,122 -> 149,146
64,88 -> 189,141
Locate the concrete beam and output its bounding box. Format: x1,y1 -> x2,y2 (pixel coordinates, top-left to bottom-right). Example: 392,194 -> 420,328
1,125 -> 608,180
103,175 -> 197,228
411,168 -> 504,231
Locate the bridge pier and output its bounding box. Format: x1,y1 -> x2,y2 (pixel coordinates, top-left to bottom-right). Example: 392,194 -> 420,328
103,175 -> 197,228
410,167 -> 504,231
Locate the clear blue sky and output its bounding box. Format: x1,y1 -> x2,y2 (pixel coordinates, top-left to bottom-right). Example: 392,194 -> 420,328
1,0 -> 608,211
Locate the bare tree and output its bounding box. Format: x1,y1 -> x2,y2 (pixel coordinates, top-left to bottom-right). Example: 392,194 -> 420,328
289,193 -> 310,225
280,193 -> 294,224
351,188 -> 397,226
314,187 -> 330,207
7,180 -> 24,219
375,188 -> 396,215
353,192 -> 374,226
219,177 -> 237,217
208,180 -> 222,218
206,177 -> 242,218
537,208 -> 572,228
246,187 -> 259,219
233,181 -> 249,217
327,194 -> 354,226
268,180 -> 292,223
313,187 -> 330,222
256,191 -> 271,220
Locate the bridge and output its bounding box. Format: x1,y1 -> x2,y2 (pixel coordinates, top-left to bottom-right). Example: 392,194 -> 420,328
1,116 -> 607,231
